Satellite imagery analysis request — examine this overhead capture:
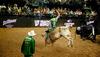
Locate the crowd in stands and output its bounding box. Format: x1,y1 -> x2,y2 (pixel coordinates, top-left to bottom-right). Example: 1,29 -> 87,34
0,4 -> 97,17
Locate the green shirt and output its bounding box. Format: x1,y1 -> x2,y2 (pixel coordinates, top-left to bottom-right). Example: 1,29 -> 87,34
50,18 -> 58,28
21,36 -> 35,55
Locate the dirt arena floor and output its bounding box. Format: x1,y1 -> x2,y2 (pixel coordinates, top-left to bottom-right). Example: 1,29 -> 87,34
0,27 -> 100,57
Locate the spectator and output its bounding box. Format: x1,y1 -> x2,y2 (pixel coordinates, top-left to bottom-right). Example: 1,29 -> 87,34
13,4 -> 18,15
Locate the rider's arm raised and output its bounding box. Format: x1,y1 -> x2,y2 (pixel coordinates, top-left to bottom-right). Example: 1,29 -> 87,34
55,10 -> 60,20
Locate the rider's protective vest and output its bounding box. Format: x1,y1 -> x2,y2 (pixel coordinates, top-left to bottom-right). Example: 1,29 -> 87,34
50,18 -> 58,28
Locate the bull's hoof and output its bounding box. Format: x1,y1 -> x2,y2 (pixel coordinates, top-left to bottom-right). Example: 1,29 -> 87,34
91,40 -> 96,43
82,38 -> 86,41
67,45 -> 73,47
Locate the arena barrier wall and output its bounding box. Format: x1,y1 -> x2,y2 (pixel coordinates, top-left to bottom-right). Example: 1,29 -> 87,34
0,15 -> 99,28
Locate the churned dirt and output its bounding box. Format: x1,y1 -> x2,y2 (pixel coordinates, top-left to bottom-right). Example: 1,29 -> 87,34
0,27 -> 100,57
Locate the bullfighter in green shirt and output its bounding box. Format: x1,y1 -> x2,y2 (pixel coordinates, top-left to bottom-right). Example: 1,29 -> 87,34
21,30 -> 36,57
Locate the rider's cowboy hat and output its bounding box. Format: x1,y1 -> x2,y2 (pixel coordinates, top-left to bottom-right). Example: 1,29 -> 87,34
28,30 -> 36,36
